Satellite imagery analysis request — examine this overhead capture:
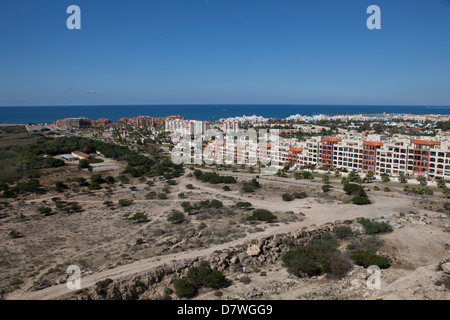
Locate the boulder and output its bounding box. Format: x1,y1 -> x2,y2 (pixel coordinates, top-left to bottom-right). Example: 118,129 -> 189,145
441,262 -> 450,274
246,244 -> 261,256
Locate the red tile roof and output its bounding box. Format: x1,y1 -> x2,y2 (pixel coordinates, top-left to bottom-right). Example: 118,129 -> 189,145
71,151 -> 90,158
412,140 -> 441,146
322,137 -> 342,142
363,141 -> 384,147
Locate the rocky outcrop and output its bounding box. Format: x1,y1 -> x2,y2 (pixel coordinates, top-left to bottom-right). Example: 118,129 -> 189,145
65,225 -> 332,300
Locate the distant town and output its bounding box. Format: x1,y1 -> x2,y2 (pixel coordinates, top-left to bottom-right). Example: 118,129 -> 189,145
48,112 -> 450,183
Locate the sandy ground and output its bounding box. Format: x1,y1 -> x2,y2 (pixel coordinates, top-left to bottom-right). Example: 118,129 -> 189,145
2,167 -> 448,300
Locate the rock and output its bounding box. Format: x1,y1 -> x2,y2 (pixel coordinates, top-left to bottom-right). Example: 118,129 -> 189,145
246,244 -> 261,256
230,256 -> 239,264
408,218 -> 426,226
441,262 -> 450,274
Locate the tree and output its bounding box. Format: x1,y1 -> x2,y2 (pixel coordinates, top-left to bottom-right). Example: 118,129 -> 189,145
167,210 -> 185,223
443,187 -> 450,199
322,184 -> 332,193
118,199 -> 133,207
437,179 -> 446,189
147,143 -> 161,158
247,209 -> 277,222
398,172 -> 407,183
322,175 -> 330,184
130,212 -> 148,223
417,174 -> 426,184
366,170 -> 374,181
381,173 -> 390,182
173,278 -> 196,298
348,171 -> 360,182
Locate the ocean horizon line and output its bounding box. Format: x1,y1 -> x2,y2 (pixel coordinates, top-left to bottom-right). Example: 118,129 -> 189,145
1,104 -> 450,124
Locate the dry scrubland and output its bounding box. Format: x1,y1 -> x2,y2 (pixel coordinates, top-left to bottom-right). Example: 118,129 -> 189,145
0,128 -> 449,300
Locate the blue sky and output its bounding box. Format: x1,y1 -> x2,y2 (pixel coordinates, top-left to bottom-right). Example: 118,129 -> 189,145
0,0 -> 449,106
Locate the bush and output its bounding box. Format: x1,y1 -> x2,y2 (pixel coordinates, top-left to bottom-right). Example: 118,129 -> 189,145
350,251 -> 390,269
166,179 -> 177,185
186,184 -> 194,189
242,179 -> 260,193
293,192 -> 307,199
282,233 -> 340,277
9,229 -> 23,238
178,192 -> 187,198
158,193 -> 168,200
173,278 -> 196,298
239,276 -> 251,284
357,218 -> 392,234
186,261 -> 225,289
130,212 -> 148,222
322,185 -> 332,193
145,191 -> 157,199
351,196 -> 371,205
203,270 -> 225,289
344,184 -> 366,197
223,185 -> 231,191
328,251 -> 353,278
247,209 -> 277,222
55,181 -> 68,192
167,210 -> 185,224
333,225 -> 354,239
38,207 -> 52,215
282,194 -> 294,201
236,202 -> 252,208
118,199 -> 133,207
210,199 -> 223,208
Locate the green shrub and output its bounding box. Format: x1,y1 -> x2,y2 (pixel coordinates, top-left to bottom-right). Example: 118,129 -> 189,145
344,184 -> 366,197
118,199 -> 133,207
282,194 -> 294,201
166,179 -> 177,185
236,202 -> 252,208
186,261 -> 225,289
247,209 -> 277,222
357,218 -> 392,234
145,191 -> 157,199
173,278 -> 196,298
38,207 -> 52,215
333,225 -> 354,239
293,192 -> 308,199
350,251 -> 390,268
322,185 -> 332,193
130,212 -> 148,222
351,196 -> 371,205
223,185 -> 231,191
167,210 -> 185,224
210,199 -> 223,208
158,193 -> 168,200
282,233 -> 346,278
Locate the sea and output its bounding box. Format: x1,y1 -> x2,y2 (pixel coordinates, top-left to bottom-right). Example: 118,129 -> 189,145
0,104 -> 450,124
